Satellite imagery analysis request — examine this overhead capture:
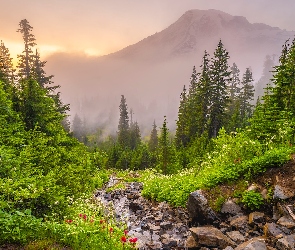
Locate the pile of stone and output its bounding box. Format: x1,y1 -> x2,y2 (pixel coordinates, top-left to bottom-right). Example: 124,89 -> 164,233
186,188 -> 295,250
95,176 -> 295,249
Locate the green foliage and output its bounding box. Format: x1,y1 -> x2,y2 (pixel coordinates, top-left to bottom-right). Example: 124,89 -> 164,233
241,190 -> 264,210
141,132 -> 292,207
0,209 -> 43,245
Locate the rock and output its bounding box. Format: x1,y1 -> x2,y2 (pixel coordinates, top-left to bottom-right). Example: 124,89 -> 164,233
248,183 -> 259,191
276,234 -> 295,250
261,189 -> 268,200
129,201 -> 143,211
221,199 -> 242,215
223,247 -> 234,250
229,215 -> 249,233
249,212 -> 265,226
226,231 -> 245,244
277,216 -> 295,229
190,226 -> 236,249
187,190 -> 219,225
264,222 -> 288,237
160,221 -> 173,230
162,238 -> 178,248
186,235 -> 198,249
235,237 -> 267,250
273,185 -> 295,200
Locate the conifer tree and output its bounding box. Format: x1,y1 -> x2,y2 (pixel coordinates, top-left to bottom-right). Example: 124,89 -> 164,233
197,50 -> 211,135
117,95 -> 130,148
240,68 -> 255,125
208,40 -> 231,138
186,66 -> 201,141
72,113 -> 84,141
0,40 -> 15,84
17,19 -> 36,79
148,120 -> 158,151
130,121 -> 141,150
159,116 -> 170,174
175,85 -> 188,148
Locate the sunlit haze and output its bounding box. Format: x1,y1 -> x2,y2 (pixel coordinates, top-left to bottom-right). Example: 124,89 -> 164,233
1,0 -> 295,133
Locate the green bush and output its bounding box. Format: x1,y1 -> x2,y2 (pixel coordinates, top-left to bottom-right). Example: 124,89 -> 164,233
241,190 -> 264,210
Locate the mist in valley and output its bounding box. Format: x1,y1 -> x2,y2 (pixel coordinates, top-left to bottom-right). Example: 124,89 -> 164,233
43,9 -> 293,139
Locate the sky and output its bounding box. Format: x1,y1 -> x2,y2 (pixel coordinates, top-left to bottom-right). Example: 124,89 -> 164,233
1,0 -> 295,62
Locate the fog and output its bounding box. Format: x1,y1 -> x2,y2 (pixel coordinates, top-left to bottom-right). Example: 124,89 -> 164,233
44,9 -> 295,136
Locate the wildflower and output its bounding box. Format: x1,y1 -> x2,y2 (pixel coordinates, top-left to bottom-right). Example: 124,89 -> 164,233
83,214 -> 87,221
90,218 -> 94,223
109,227 -> 113,233
79,213 -> 83,218
129,237 -> 138,243
100,219 -> 105,224
120,235 -> 127,243
65,219 -> 73,224
124,229 -> 128,235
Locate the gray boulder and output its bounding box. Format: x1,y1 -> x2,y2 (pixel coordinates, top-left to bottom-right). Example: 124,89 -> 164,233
235,237 -> 267,250
190,226 -> 236,249
187,190 -> 219,225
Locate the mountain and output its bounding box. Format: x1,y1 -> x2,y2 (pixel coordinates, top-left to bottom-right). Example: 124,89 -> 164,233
45,9 -> 295,133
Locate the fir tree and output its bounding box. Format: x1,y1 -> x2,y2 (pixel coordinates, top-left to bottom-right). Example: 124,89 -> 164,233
240,68 -> 255,125
208,40 -> 231,138
117,95 -> 130,148
148,120 -> 158,152
158,116 -> 170,175
0,40 -> 15,84
17,19 -> 36,79
72,113 -> 84,141
175,85 -> 188,148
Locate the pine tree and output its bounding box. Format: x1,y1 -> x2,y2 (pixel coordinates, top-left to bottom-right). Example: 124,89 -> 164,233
117,95 -> 130,148
239,68 -> 255,125
225,63 -> 242,131
208,40 -> 231,138
148,120 -> 158,152
0,40 -> 15,85
175,85 -> 188,148
72,113 -> 84,141
33,49 -> 54,88
17,19 -> 36,79
186,66 -> 200,140
130,121 -> 141,150
255,55 -> 275,101
158,116 -> 170,175
197,50 -> 211,135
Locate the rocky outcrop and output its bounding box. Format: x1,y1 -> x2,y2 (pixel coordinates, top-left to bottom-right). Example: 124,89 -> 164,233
187,190 -> 219,225
186,187 -> 295,250
190,226 -> 236,248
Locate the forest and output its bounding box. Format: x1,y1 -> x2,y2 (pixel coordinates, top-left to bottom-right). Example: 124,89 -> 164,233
1,19 -> 295,249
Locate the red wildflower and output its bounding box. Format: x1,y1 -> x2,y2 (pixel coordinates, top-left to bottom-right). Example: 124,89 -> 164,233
124,229 -> 128,235
100,219 -> 105,224
83,214 -> 87,221
121,235 -> 127,243
109,227 -> 113,233
65,219 -> 73,224
129,237 -> 138,243
79,213 -> 83,218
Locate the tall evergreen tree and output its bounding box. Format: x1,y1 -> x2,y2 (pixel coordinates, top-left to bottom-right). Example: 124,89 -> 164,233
130,120 -> 141,150
175,85 -> 188,148
117,95 -> 130,148
148,120 -> 158,152
239,68 -> 255,125
208,40 -> 231,138
72,114 -> 85,142
158,116 -> 170,175
0,40 -> 15,84
197,50 -> 211,135
17,19 -> 36,79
